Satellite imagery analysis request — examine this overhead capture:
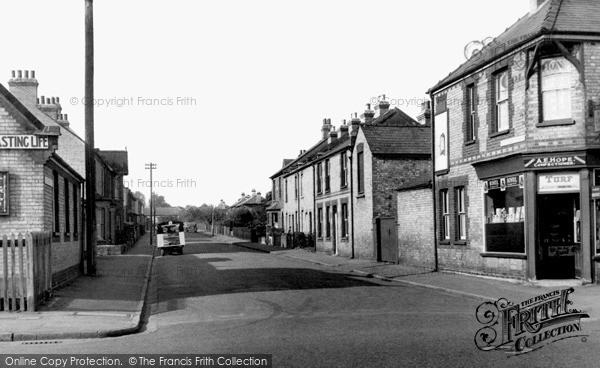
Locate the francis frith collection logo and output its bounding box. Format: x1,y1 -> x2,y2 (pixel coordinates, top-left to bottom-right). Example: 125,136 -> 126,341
474,288 -> 588,355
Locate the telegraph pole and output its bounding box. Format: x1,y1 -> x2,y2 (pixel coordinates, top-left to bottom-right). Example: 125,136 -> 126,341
84,0 -> 96,276
145,163 -> 157,245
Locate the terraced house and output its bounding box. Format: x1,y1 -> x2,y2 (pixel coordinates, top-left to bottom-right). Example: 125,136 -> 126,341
429,0 -> 600,283
270,99 -> 431,260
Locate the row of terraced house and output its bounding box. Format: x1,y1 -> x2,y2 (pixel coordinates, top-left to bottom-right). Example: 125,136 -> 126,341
269,0 -> 600,284
0,70 -> 145,310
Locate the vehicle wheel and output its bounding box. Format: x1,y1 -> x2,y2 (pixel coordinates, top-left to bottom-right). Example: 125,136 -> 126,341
161,249 -> 166,257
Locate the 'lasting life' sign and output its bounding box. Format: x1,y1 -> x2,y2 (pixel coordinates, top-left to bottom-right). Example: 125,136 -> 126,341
0,135 -> 49,149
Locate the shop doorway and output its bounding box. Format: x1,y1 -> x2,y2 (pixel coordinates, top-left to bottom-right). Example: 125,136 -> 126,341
537,193 -> 582,279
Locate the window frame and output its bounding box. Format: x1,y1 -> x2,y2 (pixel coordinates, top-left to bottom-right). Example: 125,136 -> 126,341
341,202 -> 349,238
340,153 -> 348,188
494,70 -> 509,133
317,207 -> 323,238
317,163 -> 323,194
357,144 -> 365,194
325,205 -> 331,239
440,189 -> 450,240
456,187 -> 466,240
325,159 -> 330,193
539,56 -> 573,125
466,84 -> 476,142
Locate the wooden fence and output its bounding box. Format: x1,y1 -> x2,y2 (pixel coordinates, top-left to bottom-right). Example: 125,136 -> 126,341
0,232 -> 52,312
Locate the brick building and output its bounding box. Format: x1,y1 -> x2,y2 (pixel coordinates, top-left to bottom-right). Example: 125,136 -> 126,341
94,150 -> 128,244
269,99 -> 431,259
352,104 -> 431,261
429,0 -> 600,282
0,81 -> 84,287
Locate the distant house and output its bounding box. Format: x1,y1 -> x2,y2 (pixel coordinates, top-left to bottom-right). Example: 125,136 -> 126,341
144,206 -> 184,225
96,150 -> 128,244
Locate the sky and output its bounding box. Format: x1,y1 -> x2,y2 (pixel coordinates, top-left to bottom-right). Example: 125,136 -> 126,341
0,0 -> 530,207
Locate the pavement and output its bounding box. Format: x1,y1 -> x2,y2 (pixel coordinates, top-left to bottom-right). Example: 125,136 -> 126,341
0,233 -> 155,342
208,232 -> 600,323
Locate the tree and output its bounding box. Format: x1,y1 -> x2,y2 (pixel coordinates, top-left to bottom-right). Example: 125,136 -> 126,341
133,191 -> 146,207
153,193 -> 171,207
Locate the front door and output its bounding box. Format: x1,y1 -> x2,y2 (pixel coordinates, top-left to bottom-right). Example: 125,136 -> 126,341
537,194 -> 581,279
376,217 -> 398,263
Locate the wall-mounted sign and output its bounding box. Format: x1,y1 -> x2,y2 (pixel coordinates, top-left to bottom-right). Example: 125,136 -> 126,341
434,111 -> 449,173
538,172 -> 580,193
524,155 -> 586,168
0,135 -> 49,149
592,186 -> 600,199
483,174 -> 523,193
0,172 -> 8,215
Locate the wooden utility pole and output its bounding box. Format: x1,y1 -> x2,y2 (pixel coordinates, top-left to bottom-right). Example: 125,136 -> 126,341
84,0 -> 97,275
145,163 -> 157,245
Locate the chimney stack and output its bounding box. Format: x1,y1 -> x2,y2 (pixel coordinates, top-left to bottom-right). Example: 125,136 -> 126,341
417,100 -> 432,126
361,104 -> 375,124
328,127 -> 338,144
321,118 -> 332,140
8,70 -> 39,107
339,119 -> 349,137
529,0 -> 546,15
374,95 -> 390,118
58,113 -> 70,128
351,113 -> 361,137
38,95 -> 62,120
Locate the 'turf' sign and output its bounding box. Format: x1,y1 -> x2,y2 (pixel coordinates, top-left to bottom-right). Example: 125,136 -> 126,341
0,135 -> 49,149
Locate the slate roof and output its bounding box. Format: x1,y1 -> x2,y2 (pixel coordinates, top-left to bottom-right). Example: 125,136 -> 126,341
374,107 -> 420,127
430,0 -> 600,93
361,125 -> 431,157
97,150 -> 129,175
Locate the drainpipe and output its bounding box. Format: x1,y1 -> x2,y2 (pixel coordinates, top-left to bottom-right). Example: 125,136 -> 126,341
313,165 -> 317,247
349,148 -> 355,259
429,92 -> 439,272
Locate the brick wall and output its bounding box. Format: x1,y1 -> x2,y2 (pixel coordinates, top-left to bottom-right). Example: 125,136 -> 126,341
352,130 -> 374,259
372,158 -> 430,219
397,188 -> 435,268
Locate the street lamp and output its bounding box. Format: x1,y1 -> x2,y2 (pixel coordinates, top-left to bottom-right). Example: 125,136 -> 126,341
145,163 -> 157,245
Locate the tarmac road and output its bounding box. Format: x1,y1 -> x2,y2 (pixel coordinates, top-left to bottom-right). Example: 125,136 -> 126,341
3,232 -> 600,368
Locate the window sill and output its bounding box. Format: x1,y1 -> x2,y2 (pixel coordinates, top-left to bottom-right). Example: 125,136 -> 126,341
465,140 -> 477,146
454,240 -> 467,246
489,129 -> 510,139
536,119 -> 575,127
341,185 -> 348,190
439,240 -> 451,245
480,252 -> 527,259
593,255 -> 600,262
357,193 -> 365,199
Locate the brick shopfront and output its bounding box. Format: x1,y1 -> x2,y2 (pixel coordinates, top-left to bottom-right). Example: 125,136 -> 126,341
473,152 -> 600,283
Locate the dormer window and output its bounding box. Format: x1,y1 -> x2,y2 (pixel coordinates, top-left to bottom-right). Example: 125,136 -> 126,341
540,57 -> 572,124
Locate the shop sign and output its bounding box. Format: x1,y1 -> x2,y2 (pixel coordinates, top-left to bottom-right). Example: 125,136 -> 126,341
0,172 -> 8,215
538,172 -> 580,193
0,135 -> 49,149
483,174 -> 523,193
524,155 -> 586,168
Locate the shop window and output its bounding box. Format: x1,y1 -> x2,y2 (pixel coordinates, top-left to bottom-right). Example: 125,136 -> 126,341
484,176 -> 525,253
541,57 -> 572,123
466,84 -> 476,142
440,190 -> 450,240
494,70 -> 509,133
456,187 -> 467,240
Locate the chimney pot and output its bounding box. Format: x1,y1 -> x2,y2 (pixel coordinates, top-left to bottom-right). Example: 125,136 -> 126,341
56,97 -> 60,103
37,98 -> 40,104
31,70 -> 35,79
17,70 -> 22,78
11,70 -> 15,78
24,71 -> 29,78
64,114 -> 68,120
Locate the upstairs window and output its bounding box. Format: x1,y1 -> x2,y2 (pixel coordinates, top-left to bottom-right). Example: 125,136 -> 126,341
541,57 -> 572,123
466,84 -> 476,141
317,163 -> 323,194
495,71 -> 509,133
340,153 -> 348,188
357,144 -> 365,194
325,159 -> 330,192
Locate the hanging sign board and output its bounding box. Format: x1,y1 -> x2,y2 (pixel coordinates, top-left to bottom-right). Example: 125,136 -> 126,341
538,172 -> 580,193
483,174 -> 523,193
0,172 -> 8,215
